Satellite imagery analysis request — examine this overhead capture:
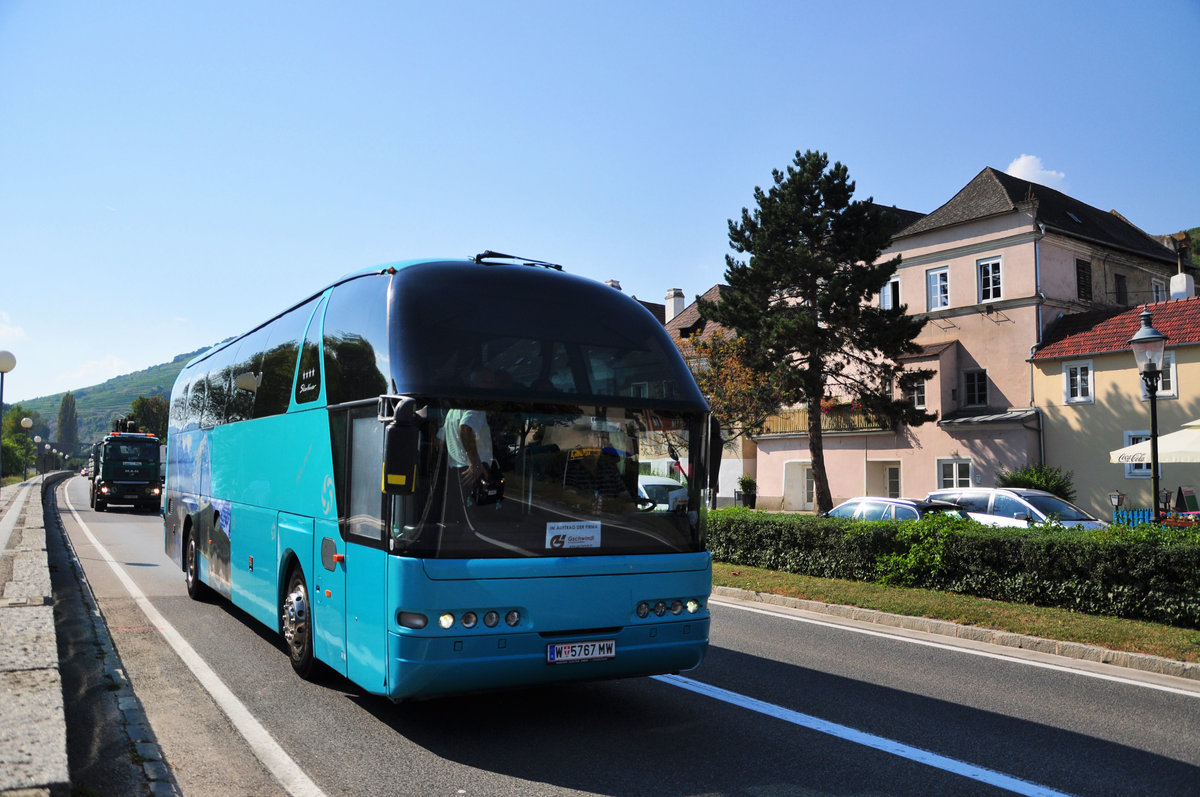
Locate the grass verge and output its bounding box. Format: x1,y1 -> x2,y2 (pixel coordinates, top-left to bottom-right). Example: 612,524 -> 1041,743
713,561 -> 1200,664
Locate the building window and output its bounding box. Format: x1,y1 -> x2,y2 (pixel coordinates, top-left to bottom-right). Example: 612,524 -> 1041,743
1152,279 -> 1167,302
1115,274 -> 1128,305
978,257 -> 1002,302
1123,430 -> 1156,479
1076,260 -> 1092,302
905,379 -> 927,409
1139,350 -> 1177,399
881,277 -> 900,310
926,267 -> 949,310
1063,360 -> 1093,404
938,459 -> 971,488
887,466 -> 901,499
964,370 -> 987,407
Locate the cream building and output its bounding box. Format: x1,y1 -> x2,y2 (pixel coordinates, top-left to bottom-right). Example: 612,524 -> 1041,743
705,167 -> 1187,511
1030,297 -> 1200,520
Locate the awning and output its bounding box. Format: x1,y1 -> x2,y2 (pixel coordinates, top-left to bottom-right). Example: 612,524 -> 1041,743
1109,419 -> 1200,464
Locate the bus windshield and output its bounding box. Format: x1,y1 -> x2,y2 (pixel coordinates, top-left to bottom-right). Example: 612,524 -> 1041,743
388,402 -> 707,559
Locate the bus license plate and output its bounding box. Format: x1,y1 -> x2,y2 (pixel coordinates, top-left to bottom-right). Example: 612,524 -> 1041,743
547,640 -> 616,664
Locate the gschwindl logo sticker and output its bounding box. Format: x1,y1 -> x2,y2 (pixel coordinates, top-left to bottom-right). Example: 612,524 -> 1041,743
546,521 -> 601,549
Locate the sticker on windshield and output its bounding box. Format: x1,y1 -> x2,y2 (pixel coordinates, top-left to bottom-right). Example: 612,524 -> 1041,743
546,521 -> 601,549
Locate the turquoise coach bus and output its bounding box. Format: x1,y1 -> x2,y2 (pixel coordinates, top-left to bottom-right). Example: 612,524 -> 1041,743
164,253 -> 715,701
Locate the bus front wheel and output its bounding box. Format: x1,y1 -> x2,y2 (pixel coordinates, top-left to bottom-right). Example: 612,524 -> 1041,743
282,567 -> 315,679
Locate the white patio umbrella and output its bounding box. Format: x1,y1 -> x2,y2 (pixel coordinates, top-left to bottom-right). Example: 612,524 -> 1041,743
1109,419 -> 1200,464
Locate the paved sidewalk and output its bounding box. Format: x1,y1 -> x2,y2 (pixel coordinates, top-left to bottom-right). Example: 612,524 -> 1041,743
0,476 -> 68,797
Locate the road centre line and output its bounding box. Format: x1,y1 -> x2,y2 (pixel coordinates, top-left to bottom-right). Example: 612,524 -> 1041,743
655,674 -> 1073,797
710,595 -> 1200,699
62,488 -> 328,797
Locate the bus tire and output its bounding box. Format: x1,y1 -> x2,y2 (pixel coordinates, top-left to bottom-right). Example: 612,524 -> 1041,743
282,566 -> 316,679
184,532 -> 209,601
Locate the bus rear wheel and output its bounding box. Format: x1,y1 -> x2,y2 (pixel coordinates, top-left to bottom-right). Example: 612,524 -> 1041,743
282,567 -> 315,679
184,533 -> 209,600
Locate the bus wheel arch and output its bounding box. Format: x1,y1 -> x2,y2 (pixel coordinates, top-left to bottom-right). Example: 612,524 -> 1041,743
281,561 -> 316,679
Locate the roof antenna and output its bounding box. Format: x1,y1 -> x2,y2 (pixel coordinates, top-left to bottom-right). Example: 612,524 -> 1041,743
473,250 -> 563,271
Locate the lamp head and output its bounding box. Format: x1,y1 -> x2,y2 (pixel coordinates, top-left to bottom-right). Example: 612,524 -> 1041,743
1129,309 -> 1168,375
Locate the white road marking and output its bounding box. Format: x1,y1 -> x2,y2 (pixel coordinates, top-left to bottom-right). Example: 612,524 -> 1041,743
655,674 -> 1073,797
62,488 -> 328,797
710,595 -> 1200,699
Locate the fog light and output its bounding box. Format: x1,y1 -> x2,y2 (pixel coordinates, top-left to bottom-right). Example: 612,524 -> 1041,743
505,610 -> 520,627
439,613 -> 455,629
653,601 -> 667,617
462,611 -> 477,629
397,611 -> 428,629
484,610 -> 499,628
670,600 -> 683,615
636,602 -> 650,618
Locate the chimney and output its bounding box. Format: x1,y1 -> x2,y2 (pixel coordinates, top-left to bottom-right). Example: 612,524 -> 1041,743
665,288 -> 685,322
605,279 -> 622,291
1171,232 -> 1196,299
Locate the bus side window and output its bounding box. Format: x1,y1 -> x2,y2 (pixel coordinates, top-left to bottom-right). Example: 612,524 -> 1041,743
346,413 -> 385,541
323,276 -> 389,406
253,298 -> 317,419
295,297 -> 326,405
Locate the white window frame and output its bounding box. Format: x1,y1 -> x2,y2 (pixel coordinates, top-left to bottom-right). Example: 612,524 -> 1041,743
1062,359 -> 1094,404
886,466 -> 901,499
1123,430 -> 1159,479
978,256 -> 1002,303
926,267 -> 949,311
905,378 -> 926,409
937,458 -> 971,488
881,276 -> 900,310
1152,279 -> 1167,302
1139,351 -> 1177,399
963,369 -> 987,407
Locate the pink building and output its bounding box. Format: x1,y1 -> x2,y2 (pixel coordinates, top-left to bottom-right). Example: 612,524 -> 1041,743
673,167 -> 1186,511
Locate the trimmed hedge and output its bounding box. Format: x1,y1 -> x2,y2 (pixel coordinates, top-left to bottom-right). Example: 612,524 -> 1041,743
705,507 -> 1200,628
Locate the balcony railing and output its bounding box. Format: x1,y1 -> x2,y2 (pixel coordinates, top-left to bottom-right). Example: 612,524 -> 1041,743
757,406 -> 892,436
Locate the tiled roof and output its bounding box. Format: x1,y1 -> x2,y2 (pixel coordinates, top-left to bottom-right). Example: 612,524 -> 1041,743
1030,297 -> 1200,361
665,284 -> 729,343
899,341 -> 956,361
896,168 -> 1175,265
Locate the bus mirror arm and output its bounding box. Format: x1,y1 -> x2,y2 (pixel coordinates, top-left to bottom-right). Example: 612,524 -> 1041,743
382,396 -> 420,495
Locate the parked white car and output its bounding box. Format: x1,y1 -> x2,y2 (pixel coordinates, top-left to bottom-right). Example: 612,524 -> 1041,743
925,487 -> 1107,529
637,475 -> 687,511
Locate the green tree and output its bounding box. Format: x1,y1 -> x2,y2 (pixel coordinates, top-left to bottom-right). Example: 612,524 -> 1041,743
130,394 -> 170,440
996,463 -> 1076,502
700,150 -> 934,513
1,405 -> 48,480
57,392 -> 78,456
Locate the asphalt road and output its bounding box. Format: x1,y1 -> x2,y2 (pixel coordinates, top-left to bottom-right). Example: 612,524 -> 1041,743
54,476 -> 1200,796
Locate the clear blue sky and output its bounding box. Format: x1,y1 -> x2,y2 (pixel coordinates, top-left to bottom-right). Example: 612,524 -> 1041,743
2,0 -> 1198,403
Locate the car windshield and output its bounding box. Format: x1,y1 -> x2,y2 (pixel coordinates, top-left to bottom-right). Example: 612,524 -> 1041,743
1022,493 -> 1093,522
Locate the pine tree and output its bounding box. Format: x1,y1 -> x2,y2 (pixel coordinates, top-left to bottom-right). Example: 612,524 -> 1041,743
700,150 -> 934,512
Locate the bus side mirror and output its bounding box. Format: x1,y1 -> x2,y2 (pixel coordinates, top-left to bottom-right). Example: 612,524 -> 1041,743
708,416 -> 723,493
382,397 -> 420,495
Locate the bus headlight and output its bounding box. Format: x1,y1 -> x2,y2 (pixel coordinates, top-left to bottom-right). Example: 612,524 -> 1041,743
483,610 -> 499,628
505,610 -> 521,627
397,611 -> 428,629
438,613 -> 455,629
461,611 -> 477,629
636,602 -> 650,619
670,600 -> 684,615
686,599 -> 702,614
653,601 -> 667,617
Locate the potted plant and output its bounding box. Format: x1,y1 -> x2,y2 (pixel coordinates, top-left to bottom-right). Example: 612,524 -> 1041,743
737,474 -> 757,509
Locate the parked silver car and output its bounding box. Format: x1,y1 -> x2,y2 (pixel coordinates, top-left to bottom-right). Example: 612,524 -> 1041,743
824,496 -> 967,521
925,487 -> 1107,529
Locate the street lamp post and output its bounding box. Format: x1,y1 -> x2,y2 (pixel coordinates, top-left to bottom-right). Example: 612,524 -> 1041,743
21,417 -> 32,480
1129,309 -> 1169,523
0,350 -> 15,485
